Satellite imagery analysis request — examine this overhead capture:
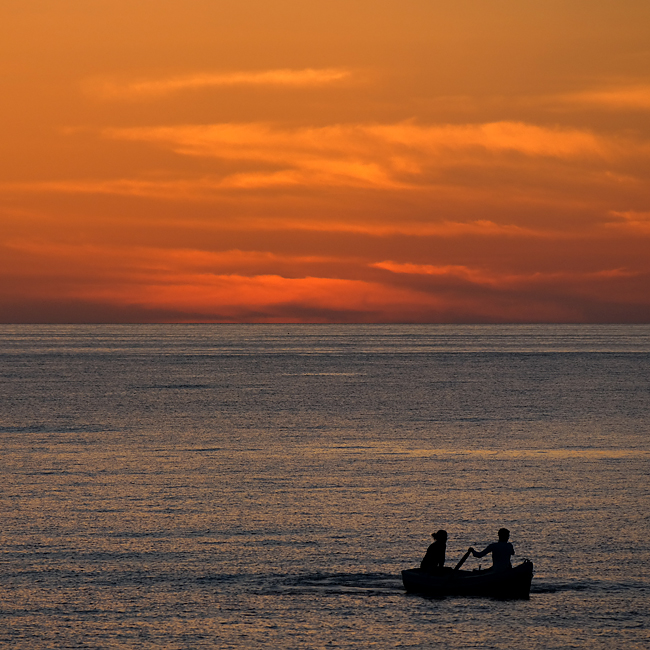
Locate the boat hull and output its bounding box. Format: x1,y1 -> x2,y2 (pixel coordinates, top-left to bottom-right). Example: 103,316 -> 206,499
401,560 -> 534,599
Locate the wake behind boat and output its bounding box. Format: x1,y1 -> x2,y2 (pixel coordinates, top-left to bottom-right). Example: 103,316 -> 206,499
402,559 -> 534,598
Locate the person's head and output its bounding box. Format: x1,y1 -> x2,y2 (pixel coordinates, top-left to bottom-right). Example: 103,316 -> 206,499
432,529 -> 448,542
498,528 -> 510,542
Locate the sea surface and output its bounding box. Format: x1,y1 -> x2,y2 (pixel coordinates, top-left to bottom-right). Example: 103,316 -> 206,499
1,324 -> 649,649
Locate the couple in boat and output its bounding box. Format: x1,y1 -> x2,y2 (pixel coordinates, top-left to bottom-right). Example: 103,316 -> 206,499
421,527 -> 515,574
404,527 -> 533,597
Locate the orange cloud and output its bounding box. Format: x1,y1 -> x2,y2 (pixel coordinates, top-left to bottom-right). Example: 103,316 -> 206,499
606,210 -> 650,233
0,239 -> 433,322
239,217 -> 557,239
372,260 -> 639,287
1,120 -> 617,205
561,85 -> 650,110
2,121 -> 632,206
90,120 -> 615,194
3,237 -> 647,324
88,68 -> 353,99
2,240 -> 339,279
0,182 -> 591,241
108,119 -> 608,164
365,122 -> 607,159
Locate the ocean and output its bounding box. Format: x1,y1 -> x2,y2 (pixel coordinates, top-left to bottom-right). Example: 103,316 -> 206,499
1,324 -> 649,649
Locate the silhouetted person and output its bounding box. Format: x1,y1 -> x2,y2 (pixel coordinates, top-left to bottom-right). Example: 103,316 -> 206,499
420,529 -> 447,573
469,527 -> 514,571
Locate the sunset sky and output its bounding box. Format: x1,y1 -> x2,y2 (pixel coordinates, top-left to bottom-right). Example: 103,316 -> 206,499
2,0 -> 650,322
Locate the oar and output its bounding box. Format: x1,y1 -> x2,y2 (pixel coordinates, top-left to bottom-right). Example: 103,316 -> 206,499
454,548 -> 472,571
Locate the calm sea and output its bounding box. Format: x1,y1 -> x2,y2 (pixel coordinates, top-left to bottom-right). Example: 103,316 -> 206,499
1,324 -> 649,649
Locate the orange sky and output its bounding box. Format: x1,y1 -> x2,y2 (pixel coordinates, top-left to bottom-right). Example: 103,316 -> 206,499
1,0 -> 649,322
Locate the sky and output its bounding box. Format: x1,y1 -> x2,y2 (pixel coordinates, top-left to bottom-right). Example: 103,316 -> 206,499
1,0 -> 650,323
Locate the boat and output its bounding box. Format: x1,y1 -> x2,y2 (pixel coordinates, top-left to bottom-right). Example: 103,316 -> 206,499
401,560 -> 534,599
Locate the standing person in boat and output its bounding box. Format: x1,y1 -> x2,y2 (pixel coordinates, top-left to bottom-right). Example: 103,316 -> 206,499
420,529 -> 447,573
469,527 -> 515,571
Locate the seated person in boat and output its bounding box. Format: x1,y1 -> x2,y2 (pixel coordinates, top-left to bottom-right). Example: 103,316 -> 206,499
420,529 -> 447,573
469,527 -> 514,571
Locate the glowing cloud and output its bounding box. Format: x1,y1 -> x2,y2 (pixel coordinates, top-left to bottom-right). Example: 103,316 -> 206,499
607,211 -> 650,233
98,121 -> 611,192
108,120 -> 608,161
90,68 -> 353,99
372,260 -> 639,287
562,85 -> 650,110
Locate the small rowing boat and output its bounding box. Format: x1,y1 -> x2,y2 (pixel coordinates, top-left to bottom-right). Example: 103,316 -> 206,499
401,560 -> 534,599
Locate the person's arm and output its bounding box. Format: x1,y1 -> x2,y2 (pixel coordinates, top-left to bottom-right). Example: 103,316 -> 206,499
420,545 -> 434,569
471,543 -> 493,558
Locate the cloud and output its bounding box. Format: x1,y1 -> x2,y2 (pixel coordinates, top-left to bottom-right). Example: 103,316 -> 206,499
4,120 -> 624,201
6,119 -> 645,246
372,261 -> 493,284
372,260 -> 639,287
3,120 -> 612,201
3,239 -> 648,324
238,218 -> 554,238
1,239 -> 427,321
109,120 -> 607,161
89,68 -> 352,99
606,210 -> 650,233
560,85 -> 650,110
100,120 -> 611,192
366,122 -> 607,159
0,180 -> 579,240
2,240 -> 339,278
0,179 -> 211,199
